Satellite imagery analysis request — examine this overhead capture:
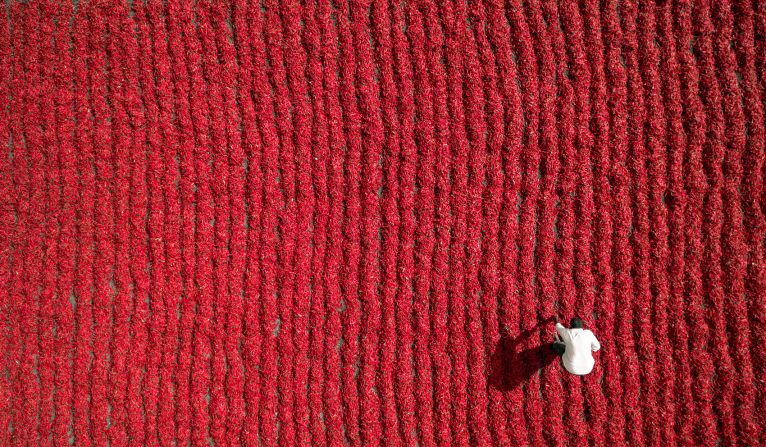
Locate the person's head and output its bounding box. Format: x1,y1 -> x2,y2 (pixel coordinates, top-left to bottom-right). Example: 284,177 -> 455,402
570,317 -> 584,329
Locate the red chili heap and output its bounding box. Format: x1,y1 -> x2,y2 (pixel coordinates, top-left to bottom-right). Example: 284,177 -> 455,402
1,0 -> 764,446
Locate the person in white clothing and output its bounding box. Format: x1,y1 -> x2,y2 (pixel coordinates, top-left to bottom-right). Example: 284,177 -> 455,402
551,317 -> 600,375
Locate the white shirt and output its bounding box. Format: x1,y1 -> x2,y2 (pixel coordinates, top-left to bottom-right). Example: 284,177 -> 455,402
555,323 -> 601,375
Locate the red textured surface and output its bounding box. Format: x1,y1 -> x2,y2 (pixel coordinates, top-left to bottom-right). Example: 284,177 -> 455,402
2,0 -> 766,445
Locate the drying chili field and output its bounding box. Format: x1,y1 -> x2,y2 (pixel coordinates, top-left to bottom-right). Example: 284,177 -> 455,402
2,0 -> 765,445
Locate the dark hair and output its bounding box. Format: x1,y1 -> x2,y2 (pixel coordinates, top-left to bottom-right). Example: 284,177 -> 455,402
570,317 -> 584,329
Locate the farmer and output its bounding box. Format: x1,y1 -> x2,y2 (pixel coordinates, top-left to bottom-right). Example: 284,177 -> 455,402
551,317 -> 601,375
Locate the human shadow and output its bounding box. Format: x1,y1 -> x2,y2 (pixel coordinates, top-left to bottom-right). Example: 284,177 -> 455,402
488,317 -> 558,391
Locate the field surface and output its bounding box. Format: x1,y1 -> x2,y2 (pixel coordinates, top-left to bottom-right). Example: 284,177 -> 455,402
2,0 -> 766,445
